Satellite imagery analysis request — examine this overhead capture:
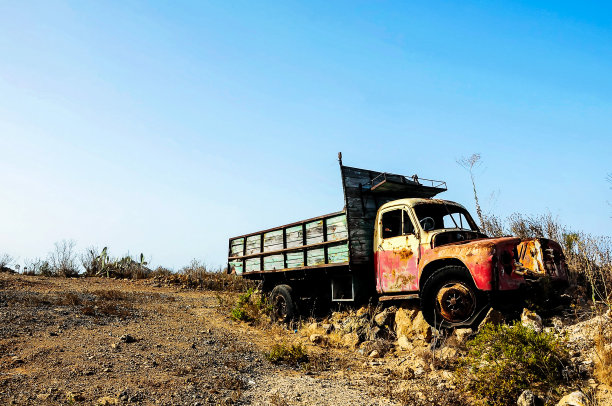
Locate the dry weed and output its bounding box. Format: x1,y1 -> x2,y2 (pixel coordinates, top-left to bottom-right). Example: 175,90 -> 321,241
594,314 -> 612,385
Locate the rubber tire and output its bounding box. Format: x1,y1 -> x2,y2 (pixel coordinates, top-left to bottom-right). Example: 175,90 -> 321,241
420,265 -> 488,329
270,284 -> 296,323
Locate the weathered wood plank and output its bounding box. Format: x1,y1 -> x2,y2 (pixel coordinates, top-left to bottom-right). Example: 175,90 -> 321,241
328,243 -> 349,263
306,220 -> 324,245
245,257 -> 261,273
229,260 -> 244,275
286,252 -> 304,268
326,215 -> 348,241
286,225 -> 303,248
307,248 -> 325,266
245,235 -> 261,255
230,238 -> 245,256
263,230 -> 283,252
263,254 -> 284,271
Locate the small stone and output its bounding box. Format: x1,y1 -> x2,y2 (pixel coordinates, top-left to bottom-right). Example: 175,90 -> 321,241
521,309 -> 543,333
478,308 -> 504,330
413,366 -> 425,376
454,328 -> 473,345
368,350 -> 380,358
96,397 -> 119,405
120,334 -> 136,343
356,307 -> 369,317
309,334 -> 325,344
66,392 -> 85,402
517,389 -> 543,406
321,323 -> 333,334
556,391 -> 587,406
111,343 -> 120,350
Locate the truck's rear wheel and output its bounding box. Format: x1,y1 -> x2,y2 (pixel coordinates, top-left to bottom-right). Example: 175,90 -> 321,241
421,266 -> 487,329
270,284 -> 296,323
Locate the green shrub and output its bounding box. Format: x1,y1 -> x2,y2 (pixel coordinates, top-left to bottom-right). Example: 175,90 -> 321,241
230,288 -> 271,323
266,342 -> 308,365
456,322 -> 569,406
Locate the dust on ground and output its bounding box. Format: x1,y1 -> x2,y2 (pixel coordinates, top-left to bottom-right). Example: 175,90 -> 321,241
0,273 -> 398,405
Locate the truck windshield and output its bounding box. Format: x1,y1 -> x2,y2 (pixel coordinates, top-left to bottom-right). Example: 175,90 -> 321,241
413,203 -> 478,232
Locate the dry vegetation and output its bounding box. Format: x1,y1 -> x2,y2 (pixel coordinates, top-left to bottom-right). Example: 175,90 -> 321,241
1,193 -> 611,405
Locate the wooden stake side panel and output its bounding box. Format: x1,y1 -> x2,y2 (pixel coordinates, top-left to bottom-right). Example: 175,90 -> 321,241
228,213 -> 349,275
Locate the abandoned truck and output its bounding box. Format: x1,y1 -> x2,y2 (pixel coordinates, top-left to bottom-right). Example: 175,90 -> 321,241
227,157 -> 568,328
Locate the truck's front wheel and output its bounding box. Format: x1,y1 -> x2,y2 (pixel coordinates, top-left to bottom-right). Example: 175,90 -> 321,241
270,284 -> 296,323
421,266 -> 487,329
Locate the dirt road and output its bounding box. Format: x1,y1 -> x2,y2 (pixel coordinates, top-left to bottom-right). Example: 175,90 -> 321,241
0,273 -> 402,405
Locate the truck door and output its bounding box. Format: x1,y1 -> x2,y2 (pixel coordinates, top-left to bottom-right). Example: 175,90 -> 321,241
375,207 -> 420,293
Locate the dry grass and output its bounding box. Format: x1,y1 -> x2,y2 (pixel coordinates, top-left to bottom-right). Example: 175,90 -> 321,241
481,212 -> 612,307
594,315 -> 612,385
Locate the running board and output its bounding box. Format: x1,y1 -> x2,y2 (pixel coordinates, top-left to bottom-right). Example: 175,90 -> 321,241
378,294 -> 419,302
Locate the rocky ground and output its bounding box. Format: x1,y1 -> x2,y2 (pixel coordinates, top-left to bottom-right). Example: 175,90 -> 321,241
1,272 -> 611,405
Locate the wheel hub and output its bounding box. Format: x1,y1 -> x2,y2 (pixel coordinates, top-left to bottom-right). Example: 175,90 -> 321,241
436,282 -> 476,323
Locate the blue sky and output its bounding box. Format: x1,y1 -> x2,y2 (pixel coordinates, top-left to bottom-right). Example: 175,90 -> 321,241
1,1 -> 610,269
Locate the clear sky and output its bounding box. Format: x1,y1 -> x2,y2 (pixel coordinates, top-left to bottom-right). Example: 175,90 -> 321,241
1,1 -> 610,270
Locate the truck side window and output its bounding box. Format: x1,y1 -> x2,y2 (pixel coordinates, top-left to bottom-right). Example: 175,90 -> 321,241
403,211 -> 415,235
381,210 -> 402,239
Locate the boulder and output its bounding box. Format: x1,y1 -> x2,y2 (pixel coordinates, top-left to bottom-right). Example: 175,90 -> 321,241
374,307 -> 396,327
478,308 -> 504,330
342,332 -> 361,349
454,328 -> 473,345
556,391 -> 587,406
521,309 -> 543,333
517,390 -> 543,406
397,335 -> 413,351
412,311 -> 432,342
395,307 -> 419,338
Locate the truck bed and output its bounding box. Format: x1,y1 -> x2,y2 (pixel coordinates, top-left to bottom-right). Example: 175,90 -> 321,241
228,211 -> 350,276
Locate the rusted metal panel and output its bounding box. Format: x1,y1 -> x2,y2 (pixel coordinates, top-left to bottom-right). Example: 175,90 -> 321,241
517,238 -> 567,280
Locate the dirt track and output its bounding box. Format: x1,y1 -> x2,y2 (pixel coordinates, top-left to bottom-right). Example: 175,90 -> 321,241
0,273 -> 404,405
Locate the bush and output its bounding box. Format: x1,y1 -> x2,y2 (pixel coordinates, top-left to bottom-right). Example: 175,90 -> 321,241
457,322 -> 569,406
230,288 -> 270,323
265,342 -> 308,365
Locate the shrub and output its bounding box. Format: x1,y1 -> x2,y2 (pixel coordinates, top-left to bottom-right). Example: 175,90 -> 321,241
265,342 -> 308,365
230,288 -> 270,323
48,240 -> 79,277
456,322 -> 569,406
